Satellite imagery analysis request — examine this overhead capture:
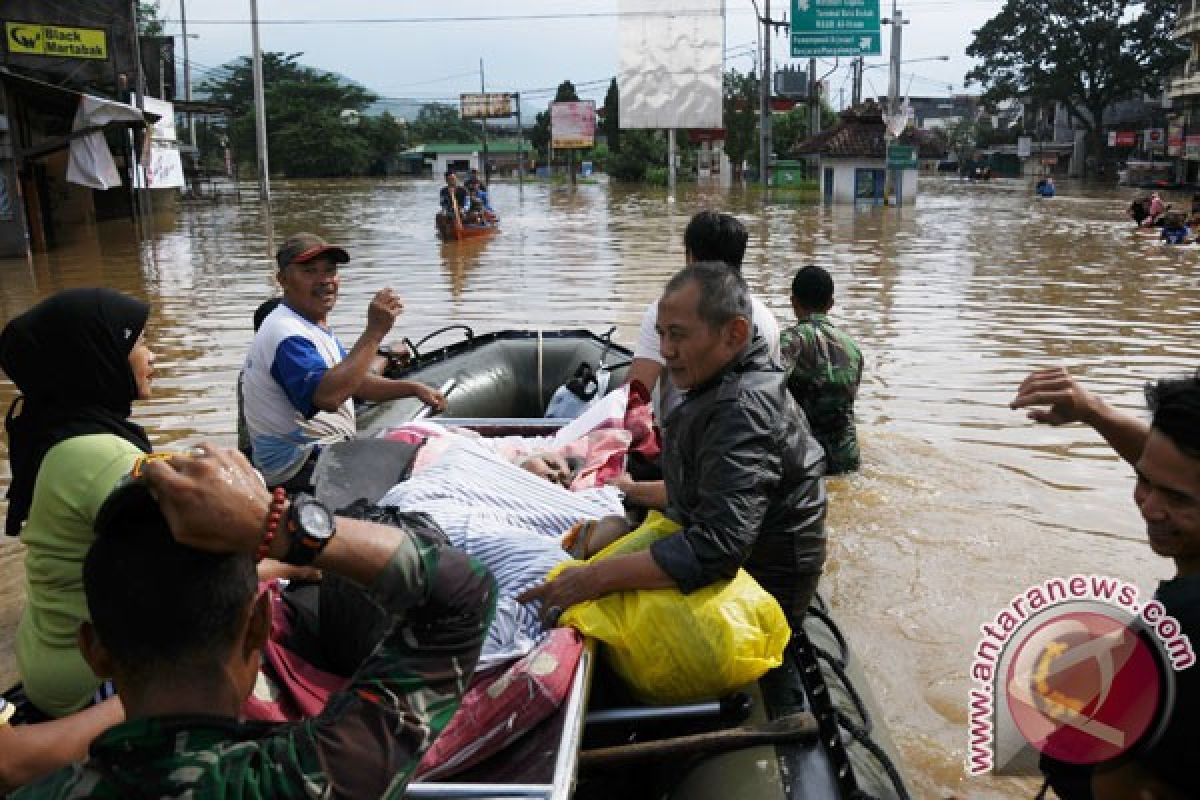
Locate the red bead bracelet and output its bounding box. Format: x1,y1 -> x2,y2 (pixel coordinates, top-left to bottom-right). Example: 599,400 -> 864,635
257,487 -> 288,563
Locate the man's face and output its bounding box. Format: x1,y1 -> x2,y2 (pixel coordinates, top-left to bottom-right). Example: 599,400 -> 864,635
446,174 -> 458,187
1134,430 -> 1200,574
656,280 -> 748,390
278,256 -> 339,324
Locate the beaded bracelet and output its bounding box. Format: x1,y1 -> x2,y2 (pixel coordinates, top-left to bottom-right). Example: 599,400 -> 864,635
257,488 -> 288,562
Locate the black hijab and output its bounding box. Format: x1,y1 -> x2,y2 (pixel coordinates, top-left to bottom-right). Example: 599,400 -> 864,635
0,289 -> 154,536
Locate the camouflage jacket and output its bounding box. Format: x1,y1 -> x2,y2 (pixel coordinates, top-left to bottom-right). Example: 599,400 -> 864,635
16,529 -> 495,800
779,315 -> 863,474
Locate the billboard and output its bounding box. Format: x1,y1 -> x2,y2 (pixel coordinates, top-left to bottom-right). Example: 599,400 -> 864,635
460,92 -> 513,119
551,101 -> 596,149
618,0 -> 723,130
791,0 -> 881,57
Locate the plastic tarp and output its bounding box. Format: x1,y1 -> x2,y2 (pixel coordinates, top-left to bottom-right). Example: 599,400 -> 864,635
66,95 -> 145,190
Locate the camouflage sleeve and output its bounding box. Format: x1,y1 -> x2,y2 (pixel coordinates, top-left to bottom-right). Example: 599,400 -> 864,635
304,527 -> 496,800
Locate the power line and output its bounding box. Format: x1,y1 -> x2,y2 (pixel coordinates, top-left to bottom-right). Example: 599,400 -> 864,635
170,9 -> 725,26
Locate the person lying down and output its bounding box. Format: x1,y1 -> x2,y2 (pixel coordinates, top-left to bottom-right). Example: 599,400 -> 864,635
379,437 -> 628,666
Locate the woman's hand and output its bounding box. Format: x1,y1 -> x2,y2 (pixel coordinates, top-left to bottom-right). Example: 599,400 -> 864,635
141,444 -> 272,556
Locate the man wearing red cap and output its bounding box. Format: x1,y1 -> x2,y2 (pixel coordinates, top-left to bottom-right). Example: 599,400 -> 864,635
242,232 -> 446,489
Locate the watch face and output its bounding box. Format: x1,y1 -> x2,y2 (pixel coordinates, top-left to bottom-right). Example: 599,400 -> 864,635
298,501 -> 334,538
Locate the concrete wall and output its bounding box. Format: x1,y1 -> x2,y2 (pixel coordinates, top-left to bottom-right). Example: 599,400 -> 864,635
819,158 -> 918,205
433,153 -> 480,176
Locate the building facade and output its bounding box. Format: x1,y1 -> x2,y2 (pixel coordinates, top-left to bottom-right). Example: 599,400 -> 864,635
1169,1 -> 1200,181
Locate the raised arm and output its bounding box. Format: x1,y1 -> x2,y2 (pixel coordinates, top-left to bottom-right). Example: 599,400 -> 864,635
310,289 -> 401,412
143,446 -> 494,798
1010,367 -> 1149,467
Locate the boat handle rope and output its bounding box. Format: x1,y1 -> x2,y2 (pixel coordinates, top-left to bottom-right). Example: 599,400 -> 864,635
802,600 -> 911,800
537,329 -> 544,409
404,325 -> 476,365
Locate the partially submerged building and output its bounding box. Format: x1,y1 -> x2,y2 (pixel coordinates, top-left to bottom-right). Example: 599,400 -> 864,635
793,104 -> 920,205
0,2 -> 177,258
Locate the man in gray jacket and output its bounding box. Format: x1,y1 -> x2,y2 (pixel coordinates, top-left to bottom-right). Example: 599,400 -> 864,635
521,262 -> 827,625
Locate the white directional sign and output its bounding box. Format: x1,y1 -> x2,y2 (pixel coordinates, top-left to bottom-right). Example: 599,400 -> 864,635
791,0 -> 881,58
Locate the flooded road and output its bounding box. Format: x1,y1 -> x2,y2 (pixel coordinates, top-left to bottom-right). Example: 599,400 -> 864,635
0,175 -> 1193,798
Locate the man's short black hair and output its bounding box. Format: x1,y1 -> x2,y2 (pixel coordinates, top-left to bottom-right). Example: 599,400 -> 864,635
1147,373 -> 1200,460
683,211 -> 748,269
85,481 -> 258,681
663,260 -> 750,331
791,265 -> 835,309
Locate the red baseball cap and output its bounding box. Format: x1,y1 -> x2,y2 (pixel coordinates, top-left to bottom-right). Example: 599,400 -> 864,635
275,232 -> 349,270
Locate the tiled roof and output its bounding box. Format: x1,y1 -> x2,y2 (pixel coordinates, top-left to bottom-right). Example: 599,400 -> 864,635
793,104 -> 887,158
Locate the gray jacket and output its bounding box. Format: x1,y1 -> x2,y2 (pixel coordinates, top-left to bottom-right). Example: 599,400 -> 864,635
650,337 -> 828,606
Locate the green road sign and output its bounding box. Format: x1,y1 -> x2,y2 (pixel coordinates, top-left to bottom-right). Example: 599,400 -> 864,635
791,0 -> 881,57
886,144 -> 917,169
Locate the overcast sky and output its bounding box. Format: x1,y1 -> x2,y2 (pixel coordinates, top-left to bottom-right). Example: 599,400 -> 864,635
160,0 -> 1006,113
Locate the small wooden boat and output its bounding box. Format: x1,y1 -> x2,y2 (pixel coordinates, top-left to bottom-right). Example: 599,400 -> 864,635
436,213 -> 499,241
437,187 -> 499,241
355,327 -> 912,800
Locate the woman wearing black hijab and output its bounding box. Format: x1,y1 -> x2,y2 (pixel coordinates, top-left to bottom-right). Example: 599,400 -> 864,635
0,288 -> 156,717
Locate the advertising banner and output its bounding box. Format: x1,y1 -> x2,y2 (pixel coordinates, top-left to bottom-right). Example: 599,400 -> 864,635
5,21 -> 107,59
791,0 -> 881,57
460,93 -> 513,119
551,101 -> 596,149
1168,124 -> 1184,156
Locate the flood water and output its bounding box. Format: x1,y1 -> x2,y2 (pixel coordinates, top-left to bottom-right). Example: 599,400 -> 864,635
0,175 -> 1193,798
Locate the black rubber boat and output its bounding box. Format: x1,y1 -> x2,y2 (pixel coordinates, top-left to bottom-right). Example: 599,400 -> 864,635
354,327 -> 913,800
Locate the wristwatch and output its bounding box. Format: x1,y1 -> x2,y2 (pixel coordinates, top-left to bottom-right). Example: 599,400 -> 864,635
282,493 -> 337,566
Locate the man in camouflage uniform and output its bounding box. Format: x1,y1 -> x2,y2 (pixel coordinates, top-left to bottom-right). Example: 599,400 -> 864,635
17,446 -> 494,800
780,265 -> 863,475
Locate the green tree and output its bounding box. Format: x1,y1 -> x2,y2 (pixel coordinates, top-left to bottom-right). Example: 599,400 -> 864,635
608,129 -> 666,182
723,69 -> 759,179
198,52 -> 381,177
600,77 -> 620,152
965,0 -> 1184,174
362,112 -> 409,175
530,110 -> 551,160
409,103 -> 478,144
554,80 -> 581,103
137,1 -> 164,36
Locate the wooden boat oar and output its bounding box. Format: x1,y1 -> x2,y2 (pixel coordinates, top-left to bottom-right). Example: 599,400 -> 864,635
578,711 -> 818,769
449,184 -> 465,239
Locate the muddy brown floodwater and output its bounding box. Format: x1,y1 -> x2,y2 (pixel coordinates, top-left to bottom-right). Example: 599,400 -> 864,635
0,175 -> 1193,798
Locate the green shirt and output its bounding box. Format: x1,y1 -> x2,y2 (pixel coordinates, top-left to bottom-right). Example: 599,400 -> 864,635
779,315 -> 863,475
16,528 -> 495,800
16,434 -> 142,716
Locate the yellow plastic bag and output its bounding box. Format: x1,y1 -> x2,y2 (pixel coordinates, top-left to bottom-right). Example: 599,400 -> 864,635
550,512 -> 791,704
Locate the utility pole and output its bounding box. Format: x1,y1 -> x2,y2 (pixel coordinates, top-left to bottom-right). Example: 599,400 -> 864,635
809,56 -> 819,137
882,0 -> 908,204
250,0 -> 270,205
759,0 -> 772,186
851,56 -> 863,108
885,0 -> 906,120
479,59 -> 489,179
515,92 -> 524,189
180,0 -> 195,151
